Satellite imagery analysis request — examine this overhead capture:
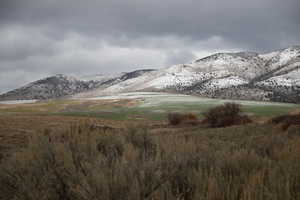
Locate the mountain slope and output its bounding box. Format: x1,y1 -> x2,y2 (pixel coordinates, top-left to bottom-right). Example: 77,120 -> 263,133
0,74 -> 101,100
0,70 -> 156,100
77,46 -> 300,103
1,46 -> 300,103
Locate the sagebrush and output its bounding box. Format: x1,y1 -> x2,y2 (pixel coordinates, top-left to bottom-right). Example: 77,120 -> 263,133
168,112 -> 198,125
0,122 -> 300,200
203,102 -> 252,127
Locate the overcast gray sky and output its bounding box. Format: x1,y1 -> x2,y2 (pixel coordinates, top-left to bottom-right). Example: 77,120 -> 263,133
0,0 -> 300,93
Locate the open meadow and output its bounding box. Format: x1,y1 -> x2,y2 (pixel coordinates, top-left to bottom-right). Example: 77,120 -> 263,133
0,92 -> 299,121
0,92 -> 300,200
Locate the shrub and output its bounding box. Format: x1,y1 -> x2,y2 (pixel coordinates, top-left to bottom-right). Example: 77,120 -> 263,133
97,134 -> 124,163
168,113 -> 199,126
125,126 -> 157,160
183,113 -> 198,121
203,103 -> 251,127
270,114 -> 300,130
168,112 -> 185,125
183,113 -> 199,126
1,122 -> 300,200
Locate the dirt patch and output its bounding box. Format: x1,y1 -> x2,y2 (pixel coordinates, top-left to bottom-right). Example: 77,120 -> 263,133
290,108 -> 300,115
0,98 -> 141,114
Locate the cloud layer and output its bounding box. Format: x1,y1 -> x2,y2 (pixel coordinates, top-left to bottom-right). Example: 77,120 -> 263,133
0,0 -> 299,93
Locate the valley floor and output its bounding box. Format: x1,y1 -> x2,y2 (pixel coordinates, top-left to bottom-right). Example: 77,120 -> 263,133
0,92 -> 299,121
0,92 -> 299,163
0,92 -> 300,200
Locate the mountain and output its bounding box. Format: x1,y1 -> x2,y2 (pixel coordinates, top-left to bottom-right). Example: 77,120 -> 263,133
75,46 -> 300,103
0,74 -> 101,100
0,70 -> 156,100
1,46 -> 300,103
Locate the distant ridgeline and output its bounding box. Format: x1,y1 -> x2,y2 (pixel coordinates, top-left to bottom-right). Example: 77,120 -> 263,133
1,46 -> 300,103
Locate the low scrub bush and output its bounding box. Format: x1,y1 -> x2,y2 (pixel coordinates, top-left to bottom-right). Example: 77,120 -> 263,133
183,113 -> 198,121
126,126 -> 157,160
183,113 -> 199,126
203,103 -> 252,127
97,134 -> 124,163
1,122 -> 300,200
168,112 -> 184,125
168,113 -> 199,126
270,114 -> 300,130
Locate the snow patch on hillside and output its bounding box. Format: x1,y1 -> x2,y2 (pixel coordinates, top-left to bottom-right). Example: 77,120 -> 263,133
0,100 -> 38,104
2,46 -> 300,103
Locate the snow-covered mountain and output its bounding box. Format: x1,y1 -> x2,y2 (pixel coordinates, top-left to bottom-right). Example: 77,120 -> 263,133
0,74 -> 101,100
1,46 -> 300,103
0,70 -> 155,100
75,46 -> 300,103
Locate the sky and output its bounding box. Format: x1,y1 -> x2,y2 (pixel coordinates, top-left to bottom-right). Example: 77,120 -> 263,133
0,0 -> 300,93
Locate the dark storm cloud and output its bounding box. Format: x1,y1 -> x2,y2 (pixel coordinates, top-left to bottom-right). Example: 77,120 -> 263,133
2,0 -> 300,49
0,0 -> 300,93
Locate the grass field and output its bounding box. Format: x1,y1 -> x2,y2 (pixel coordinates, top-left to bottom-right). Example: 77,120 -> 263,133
0,92 -> 299,120
0,92 -> 300,200
1,117 -> 300,200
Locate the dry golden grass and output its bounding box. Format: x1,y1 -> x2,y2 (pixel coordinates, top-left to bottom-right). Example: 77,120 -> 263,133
289,108 -> 300,115
0,115 -> 299,200
0,108 -> 300,200
0,115 -> 130,157
0,99 -> 140,114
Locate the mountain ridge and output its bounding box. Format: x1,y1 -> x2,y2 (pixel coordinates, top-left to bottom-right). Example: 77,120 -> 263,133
1,46 -> 300,103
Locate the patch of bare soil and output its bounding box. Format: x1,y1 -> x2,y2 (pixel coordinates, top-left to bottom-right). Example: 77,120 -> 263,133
290,108 -> 300,115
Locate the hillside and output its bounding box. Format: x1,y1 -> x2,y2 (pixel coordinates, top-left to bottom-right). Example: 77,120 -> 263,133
1,46 -> 300,103
0,74 -> 101,100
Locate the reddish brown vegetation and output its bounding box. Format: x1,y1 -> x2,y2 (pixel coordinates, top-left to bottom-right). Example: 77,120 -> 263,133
168,112 -> 199,126
270,114 -> 300,130
202,103 -> 252,128
168,112 -> 183,125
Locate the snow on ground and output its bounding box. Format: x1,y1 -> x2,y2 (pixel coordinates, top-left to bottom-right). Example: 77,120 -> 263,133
74,92 -> 296,107
140,94 -> 297,108
259,51 -> 280,61
0,100 -> 38,105
72,47 -> 300,99
260,47 -> 300,71
258,77 -> 300,87
144,72 -> 201,89
73,92 -> 189,100
277,48 -> 299,65
191,53 -> 265,80
202,76 -> 248,89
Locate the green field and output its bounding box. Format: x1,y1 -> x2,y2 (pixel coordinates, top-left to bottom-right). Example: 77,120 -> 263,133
1,93 -> 300,200
1,92 -> 299,120
58,93 -> 300,120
